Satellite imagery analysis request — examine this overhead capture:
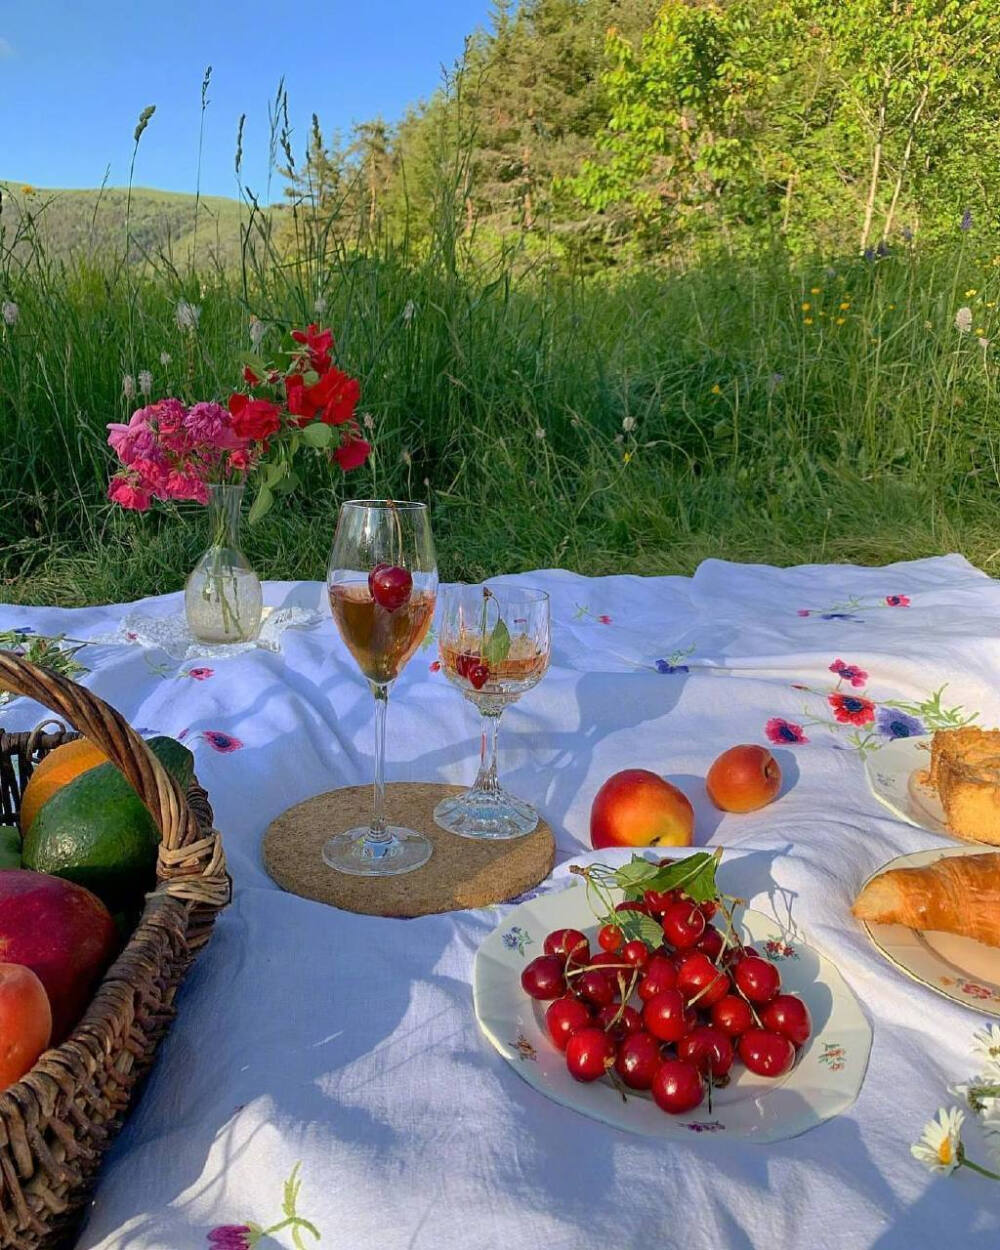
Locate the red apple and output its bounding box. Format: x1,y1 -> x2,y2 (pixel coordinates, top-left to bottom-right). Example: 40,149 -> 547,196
706,745 -> 781,813
590,769 -> 694,850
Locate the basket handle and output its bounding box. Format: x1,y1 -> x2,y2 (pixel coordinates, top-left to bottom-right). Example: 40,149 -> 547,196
0,650 -> 226,905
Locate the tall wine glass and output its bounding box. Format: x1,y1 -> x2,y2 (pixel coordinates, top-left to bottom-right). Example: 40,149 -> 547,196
325,500 -> 438,876
435,584 -> 550,838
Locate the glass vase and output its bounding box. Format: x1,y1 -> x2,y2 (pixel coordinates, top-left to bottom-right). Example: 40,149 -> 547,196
184,483 -> 263,644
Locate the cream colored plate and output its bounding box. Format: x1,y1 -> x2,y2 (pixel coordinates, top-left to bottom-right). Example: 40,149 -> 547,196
863,735 -> 991,842
859,846 -> 1000,1018
475,888 -> 872,1142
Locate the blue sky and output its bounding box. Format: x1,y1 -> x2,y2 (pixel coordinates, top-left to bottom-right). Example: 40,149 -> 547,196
1,1 -> 492,200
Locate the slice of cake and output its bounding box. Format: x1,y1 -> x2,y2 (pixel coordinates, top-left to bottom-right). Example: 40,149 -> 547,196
925,727 -> 1000,845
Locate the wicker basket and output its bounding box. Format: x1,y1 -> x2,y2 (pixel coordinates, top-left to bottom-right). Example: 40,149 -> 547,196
0,651 -> 230,1248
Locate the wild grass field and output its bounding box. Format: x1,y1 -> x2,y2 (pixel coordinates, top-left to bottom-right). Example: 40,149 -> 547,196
2,220 -> 999,606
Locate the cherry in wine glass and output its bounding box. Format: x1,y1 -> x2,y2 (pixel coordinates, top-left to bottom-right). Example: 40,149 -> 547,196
325,500 -> 438,876
434,583 -> 550,838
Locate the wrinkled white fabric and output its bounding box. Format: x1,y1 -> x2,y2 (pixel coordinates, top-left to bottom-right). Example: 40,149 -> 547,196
1,556 -> 998,1249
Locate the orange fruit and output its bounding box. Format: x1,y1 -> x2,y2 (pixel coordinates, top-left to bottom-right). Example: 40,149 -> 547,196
0,962 -> 52,1090
19,739 -> 108,836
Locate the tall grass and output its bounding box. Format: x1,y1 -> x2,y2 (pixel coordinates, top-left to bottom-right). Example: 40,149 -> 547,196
2,190 -> 999,604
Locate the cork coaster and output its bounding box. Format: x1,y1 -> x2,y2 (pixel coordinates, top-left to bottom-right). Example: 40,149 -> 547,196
262,782 -> 555,917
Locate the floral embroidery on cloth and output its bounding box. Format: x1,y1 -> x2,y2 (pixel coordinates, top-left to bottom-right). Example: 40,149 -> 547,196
765,660 -> 975,757
207,1163 -> 319,1247
796,594 -> 911,622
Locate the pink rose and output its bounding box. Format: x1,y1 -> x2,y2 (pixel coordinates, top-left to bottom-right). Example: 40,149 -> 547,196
228,449 -> 253,471
108,476 -> 151,511
164,470 -> 210,503
185,401 -> 244,451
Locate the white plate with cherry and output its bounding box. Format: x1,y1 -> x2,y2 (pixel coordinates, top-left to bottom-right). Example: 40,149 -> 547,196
474,850 -> 872,1141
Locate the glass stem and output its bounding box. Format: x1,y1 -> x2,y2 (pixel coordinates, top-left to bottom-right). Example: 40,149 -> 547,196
473,710 -> 503,796
369,682 -> 391,841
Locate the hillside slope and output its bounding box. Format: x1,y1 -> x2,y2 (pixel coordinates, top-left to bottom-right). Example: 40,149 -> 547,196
0,182 -> 272,268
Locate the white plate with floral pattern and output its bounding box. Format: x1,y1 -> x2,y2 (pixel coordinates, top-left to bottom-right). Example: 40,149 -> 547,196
474,884 -> 872,1142
864,735 -> 953,835
858,846 -> 1000,1019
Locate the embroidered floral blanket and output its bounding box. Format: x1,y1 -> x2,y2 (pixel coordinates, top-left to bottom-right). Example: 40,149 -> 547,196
1,555 -> 997,1248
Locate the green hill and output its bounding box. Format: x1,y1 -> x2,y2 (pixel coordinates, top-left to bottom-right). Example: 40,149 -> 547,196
0,182 -> 276,269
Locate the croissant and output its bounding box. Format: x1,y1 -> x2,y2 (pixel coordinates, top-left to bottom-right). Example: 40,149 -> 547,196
852,852 -> 1000,948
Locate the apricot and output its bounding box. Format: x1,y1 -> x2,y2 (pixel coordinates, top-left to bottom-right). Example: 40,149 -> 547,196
706,745 -> 781,813
0,962 -> 52,1090
590,769 -> 694,849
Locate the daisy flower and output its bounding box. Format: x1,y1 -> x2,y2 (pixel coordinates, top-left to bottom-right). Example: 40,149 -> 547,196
910,1107 -> 964,1175
973,1024 -> 1000,1078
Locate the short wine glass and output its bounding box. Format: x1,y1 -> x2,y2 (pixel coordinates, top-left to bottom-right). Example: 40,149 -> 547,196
435,584 -> 550,839
325,500 -> 438,876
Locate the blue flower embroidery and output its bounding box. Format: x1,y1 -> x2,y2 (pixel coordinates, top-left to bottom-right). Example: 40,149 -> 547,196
502,926 -> 532,956
876,707 -> 925,739
656,659 -> 689,675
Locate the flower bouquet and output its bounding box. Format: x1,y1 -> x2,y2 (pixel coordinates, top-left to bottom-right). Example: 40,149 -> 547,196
107,323 -> 370,644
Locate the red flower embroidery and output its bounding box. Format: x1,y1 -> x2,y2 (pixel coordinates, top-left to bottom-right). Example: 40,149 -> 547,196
597,614 -> 612,625
765,717 -> 809,745
429,660 -> 441,672
829,658 -> 868,688
885,595 -> 910,607
796,609 -> 811,617
186,667 -> 214,681
961,982 -> 991,1000
828,692 -> 876,725
202,731 -> 243,753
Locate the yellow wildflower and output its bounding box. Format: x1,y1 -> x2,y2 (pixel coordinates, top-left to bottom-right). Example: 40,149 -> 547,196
839,302 -> 851,311
888,304 -> 895,309
623,451 -> 633,465
804,317 -> 814,325
810,287 -> 821,294
20,185 -> 33,195
711,384 -> 721,395
966,289 -> 978,297
976,327 -> 986,336
801,302 -> 811,311
835,317 -> 846,325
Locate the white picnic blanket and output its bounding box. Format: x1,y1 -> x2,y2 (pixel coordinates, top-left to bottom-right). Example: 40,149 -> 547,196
1,554 -> 999,1249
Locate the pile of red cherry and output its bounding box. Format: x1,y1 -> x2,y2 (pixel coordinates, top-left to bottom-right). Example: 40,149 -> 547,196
452,652 -> 491,690
519,890 -> 811,1115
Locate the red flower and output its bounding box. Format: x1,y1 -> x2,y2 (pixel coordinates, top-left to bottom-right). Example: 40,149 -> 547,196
765,717 -> 809,745
828,692 -> 876,726
334,434 -> 371,471
287,367 -> 359,428
291,323 -> 334,372
242,365 -> 260,385
597,614 -> 612,624
228,393 -> 281,442
829,658 -> 868,688
885,595 -> 910,608
429,660 -> 441,672
201,730 -> 243,753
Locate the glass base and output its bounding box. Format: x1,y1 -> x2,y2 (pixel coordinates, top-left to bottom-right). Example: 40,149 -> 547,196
433,787 -> 539,840
322,825 -> 433,877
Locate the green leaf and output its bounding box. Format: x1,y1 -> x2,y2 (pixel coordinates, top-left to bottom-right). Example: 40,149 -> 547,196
612,850 -> 720,904
482,617 -> 511,666
301,422 -> 333,448
248,483 -> 274,524
264,460 -> 288,488
272,469 -> 300,496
